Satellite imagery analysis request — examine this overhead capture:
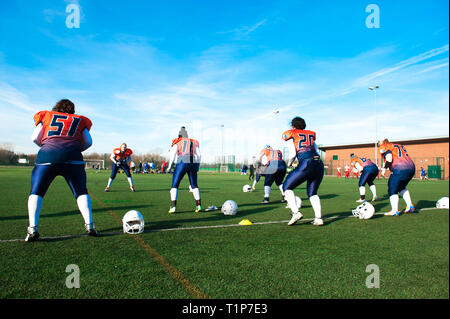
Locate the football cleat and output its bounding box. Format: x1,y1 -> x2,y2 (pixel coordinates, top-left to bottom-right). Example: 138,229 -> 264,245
356,199 -> 366,203
384,211 -> 400,216
168,207 -> 176,214
371,196 -> 379,202
281,197 -> 287,203
261,198 -> 270,204
194,205 -> 202,213
85,223 -> 98,237
288,212 -> 303,226
130,186 -> 135,192
25,227 -> 39,242
403,205 -> 415,214
104,187 -> 110,192
311,218 -> 324,226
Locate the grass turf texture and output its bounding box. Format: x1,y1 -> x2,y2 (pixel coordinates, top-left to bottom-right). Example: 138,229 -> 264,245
0,166 -> 448,299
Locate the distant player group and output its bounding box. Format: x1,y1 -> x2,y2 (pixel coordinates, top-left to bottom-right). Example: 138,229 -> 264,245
23,99 -> 416,241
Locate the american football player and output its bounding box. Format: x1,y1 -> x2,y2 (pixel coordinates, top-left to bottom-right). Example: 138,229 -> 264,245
254,145 -> 287,203
105,143 -> 135,192
336,166 -> 342,178
344,165 -> 350,178
26,99 -> 97,242
167,126 -> 202,213
379,139 -> 416,216
282,117 -> 324,226
350,153 -> 379,203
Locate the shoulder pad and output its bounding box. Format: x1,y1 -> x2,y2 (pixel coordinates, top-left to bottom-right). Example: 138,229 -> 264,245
282,130 -> 293,141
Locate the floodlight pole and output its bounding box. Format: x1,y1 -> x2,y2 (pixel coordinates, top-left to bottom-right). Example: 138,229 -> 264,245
221,124 -> 225,169
369,85 -> 379,165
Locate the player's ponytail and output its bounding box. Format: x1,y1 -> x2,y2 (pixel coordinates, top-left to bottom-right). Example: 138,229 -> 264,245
52,99 -> 75,114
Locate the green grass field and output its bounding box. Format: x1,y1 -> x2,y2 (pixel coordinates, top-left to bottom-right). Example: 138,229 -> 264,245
0,166 -> 448,299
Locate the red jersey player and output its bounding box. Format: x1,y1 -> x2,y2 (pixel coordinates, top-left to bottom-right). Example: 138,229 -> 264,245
105,143 -> 135,192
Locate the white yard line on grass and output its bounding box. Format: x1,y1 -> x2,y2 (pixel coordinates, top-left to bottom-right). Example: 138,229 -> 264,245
0,207 -> 445,243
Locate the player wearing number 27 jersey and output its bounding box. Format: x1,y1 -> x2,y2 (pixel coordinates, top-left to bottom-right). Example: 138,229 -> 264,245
26,99 -> 97,242
378,139 -> 415,216
282,117 -> 324,226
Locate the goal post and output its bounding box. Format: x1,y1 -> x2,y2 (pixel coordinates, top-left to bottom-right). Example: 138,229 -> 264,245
85,159 -> 105,170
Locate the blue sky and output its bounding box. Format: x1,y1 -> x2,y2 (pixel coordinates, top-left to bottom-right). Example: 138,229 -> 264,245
0,0 -> 448,162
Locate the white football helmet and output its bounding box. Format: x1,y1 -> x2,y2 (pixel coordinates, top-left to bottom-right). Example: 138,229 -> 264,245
243,185 -> 252,192
436,197 -> 449,209
222,200 -> 238,215
122,210 -> 145,234
352,202 -> 375,220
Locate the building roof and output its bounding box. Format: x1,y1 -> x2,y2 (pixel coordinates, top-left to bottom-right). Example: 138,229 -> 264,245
320,135 -> 449,151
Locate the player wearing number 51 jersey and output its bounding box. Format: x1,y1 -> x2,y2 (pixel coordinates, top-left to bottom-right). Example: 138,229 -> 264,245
26,99 -> 97,242
379,139 -> 415,216
167,126 -> 202,214
282,117 -> 324,226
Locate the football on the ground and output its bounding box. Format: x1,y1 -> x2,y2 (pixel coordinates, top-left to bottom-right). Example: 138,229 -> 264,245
243,184 -> 252,192
222,200 -> 238,215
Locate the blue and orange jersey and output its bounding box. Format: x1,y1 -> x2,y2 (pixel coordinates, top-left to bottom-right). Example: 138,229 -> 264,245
34,110 -> 92,144
33,110 -> 92,164
171,137 -> 200,157
350,156 -> 375,170
259,148 -> 283,164
282,129 -> 318,160
113,147 -> 133,162
379,142 -> 415,171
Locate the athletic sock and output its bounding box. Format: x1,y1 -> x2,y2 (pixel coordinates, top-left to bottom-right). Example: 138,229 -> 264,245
192,188 -> 201,201
107,178 -> 113,188
76,194 -> 93,225
264,186 -> 271,198
390,194 -> 399,212
370,185 -> 377,198
170,188 -> 178,201
28,194 -> 43,228
359,186 -> 366,197
310,195 -> 322,219
400,189 -> 412,207
278,184 -> 285,196
127,177 -> 133,187
284,190 -> 298,214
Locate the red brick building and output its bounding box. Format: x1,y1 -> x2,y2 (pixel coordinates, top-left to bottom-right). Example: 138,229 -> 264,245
320,136 -> 449,180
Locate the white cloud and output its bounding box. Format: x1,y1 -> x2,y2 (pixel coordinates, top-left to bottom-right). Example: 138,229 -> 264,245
0,37 -> 448,163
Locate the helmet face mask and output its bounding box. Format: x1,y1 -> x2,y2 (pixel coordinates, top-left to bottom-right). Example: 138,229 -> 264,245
122,210 -> 145,234
352,202 -> 375,219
